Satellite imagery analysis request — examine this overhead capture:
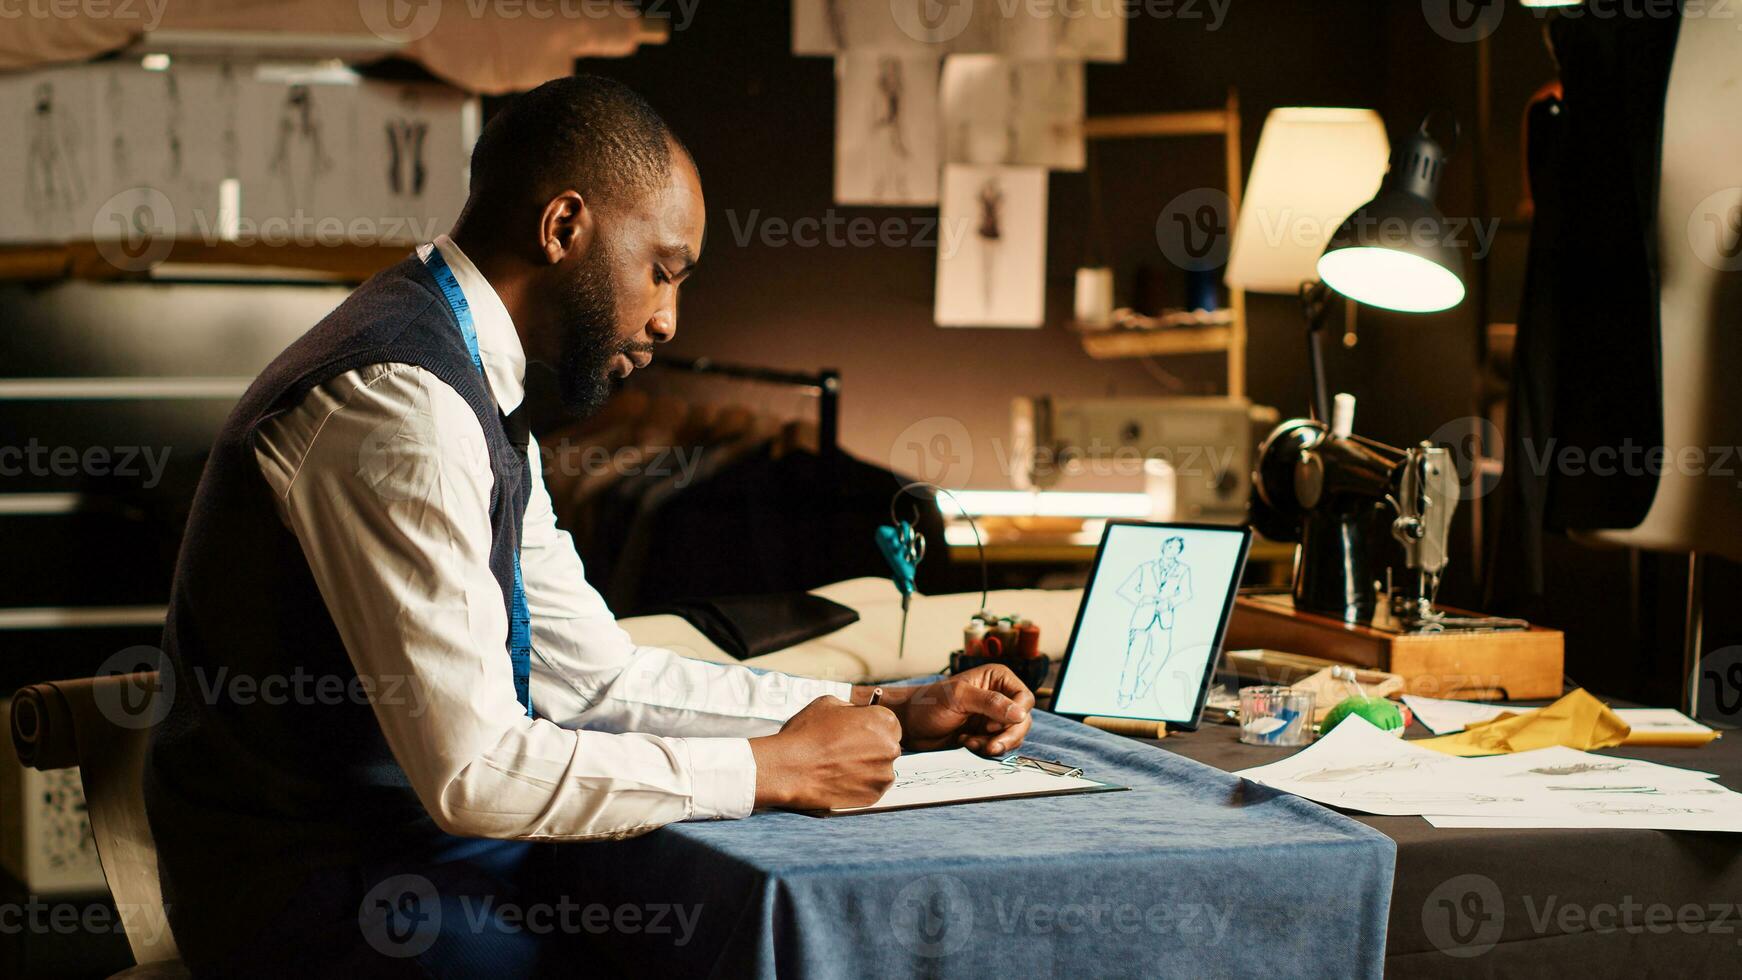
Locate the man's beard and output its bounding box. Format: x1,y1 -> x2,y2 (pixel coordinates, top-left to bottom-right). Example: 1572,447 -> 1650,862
556,245 -> 631,418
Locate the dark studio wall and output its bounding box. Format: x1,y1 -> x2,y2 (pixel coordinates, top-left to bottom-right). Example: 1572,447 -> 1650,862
575,2 -> 1736,702
577,2 -> 1556,603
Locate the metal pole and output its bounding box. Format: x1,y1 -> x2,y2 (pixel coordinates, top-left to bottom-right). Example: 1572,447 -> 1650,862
1683,551 -> 1706,718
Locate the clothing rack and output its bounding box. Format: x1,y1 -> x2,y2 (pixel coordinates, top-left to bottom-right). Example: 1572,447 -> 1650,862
654,357 -> 841,460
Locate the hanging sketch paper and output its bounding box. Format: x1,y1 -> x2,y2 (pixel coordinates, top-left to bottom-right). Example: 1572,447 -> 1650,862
835,54 -> 940,206
237,73 -> 360,237
794,0 -> 1124,61
795,0 -> 989,55
814,748 -> 1121,816
86,62 -> 237,247
354,82 -> 476,243
0,67 -> 98,242
934,164 -> 1047,327
1001,3 -> 1127,61
941,56 -> 1084,170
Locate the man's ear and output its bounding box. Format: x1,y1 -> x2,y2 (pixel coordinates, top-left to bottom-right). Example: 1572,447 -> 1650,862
539,190 -> 594,265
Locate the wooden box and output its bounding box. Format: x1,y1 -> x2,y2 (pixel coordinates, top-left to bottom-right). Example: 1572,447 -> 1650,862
1225,594 -> 1564,701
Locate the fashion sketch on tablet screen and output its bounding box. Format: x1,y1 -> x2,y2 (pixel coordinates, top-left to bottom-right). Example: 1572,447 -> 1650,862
1115,535 -> 1194,708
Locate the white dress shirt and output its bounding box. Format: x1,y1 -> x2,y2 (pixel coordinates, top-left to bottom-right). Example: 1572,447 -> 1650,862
252,236 -> 850,840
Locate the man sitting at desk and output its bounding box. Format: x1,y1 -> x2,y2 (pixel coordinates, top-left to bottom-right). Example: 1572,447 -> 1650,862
144,75 -> 1034,976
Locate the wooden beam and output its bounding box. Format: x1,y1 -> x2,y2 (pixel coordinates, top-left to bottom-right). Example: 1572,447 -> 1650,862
1081,110 -> 1228,140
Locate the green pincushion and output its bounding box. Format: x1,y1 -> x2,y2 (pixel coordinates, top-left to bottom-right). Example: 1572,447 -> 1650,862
1322,696 -> 1404,736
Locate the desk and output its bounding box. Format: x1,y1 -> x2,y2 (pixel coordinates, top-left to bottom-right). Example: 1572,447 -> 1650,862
566,711 -> 1394,979
1147,715 -> 1742,977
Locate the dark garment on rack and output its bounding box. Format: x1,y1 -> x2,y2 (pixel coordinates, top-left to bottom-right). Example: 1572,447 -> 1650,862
1487,11 -> 1681,612
606,446 -> 948,613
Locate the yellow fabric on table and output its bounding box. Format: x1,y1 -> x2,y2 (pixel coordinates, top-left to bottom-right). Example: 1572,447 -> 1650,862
1413,689 -> 1631,756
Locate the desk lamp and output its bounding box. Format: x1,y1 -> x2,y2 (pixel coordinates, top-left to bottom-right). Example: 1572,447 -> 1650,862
1232,111 -> 1475,623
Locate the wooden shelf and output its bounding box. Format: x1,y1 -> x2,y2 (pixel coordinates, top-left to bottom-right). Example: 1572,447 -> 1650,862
1079,90 -> 1246,397
0,240 -> 415,283
1079,325 -> 1234,360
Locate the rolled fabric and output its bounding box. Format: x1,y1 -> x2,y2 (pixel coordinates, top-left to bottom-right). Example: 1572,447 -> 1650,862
9,682 -> 80,771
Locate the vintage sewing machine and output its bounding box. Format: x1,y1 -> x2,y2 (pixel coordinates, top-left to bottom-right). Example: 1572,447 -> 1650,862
1233,415 -> 1565,700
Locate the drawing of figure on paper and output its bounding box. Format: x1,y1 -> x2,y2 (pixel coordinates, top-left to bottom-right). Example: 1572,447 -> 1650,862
1518,762 -> 1629,778
105,71 -> 129,180
894,766 -> 1002,791
869,58 -> 911,201
1573,800 -> 1712,816
385,89 -> 429,200
1115,535 -> 1194,706
26,81 -> 86,234
165,71 -> 185,180
975,175 -> 1004,312
219,62 -> 241,177
822,0 -> 847,49
1546,785 -> 1727,796
1294,758 -> 1426,784
1334,791 -> 1522,806
269,85 -> 334,214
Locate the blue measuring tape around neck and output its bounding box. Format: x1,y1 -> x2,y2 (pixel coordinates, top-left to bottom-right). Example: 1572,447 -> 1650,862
424,246 -> 534,717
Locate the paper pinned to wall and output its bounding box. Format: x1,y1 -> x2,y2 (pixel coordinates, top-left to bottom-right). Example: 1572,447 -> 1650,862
794,0 -> 1126,62
353,82 -> 475,243
237,73 -> 360,234
941,56 -> 1084,170
834,53 -> 940,206
934,163 -> 1048,327
0,65 -> 99,242
999,2 -> 1127,62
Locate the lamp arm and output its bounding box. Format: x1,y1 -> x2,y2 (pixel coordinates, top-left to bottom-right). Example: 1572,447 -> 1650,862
1299,279 -> 1336,423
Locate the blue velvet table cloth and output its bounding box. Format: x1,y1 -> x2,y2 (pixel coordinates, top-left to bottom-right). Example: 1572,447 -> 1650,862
573,711 -> 1395,978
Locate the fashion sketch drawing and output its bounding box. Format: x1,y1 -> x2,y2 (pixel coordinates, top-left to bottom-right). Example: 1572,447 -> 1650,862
269,85 -> 334,214
27,81 -> 86,234
1115,535 -> 1194,707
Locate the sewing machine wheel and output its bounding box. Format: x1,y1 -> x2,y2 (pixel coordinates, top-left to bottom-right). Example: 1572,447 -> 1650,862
1248,418 -> 1326,543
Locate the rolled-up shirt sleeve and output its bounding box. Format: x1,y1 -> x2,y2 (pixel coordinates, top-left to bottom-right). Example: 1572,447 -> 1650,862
256,363 -> 801,837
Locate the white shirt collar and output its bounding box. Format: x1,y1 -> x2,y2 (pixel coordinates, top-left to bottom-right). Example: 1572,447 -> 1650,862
419,234 -> 527,414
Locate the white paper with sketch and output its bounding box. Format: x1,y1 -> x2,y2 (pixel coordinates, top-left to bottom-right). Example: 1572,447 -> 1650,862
941,56 -> 1085,170
1614,708 -> 1716,737
834,54 -> 940,206
1400,694 -> 1515,735
933,163 -> 1048,327
1236,716 -> 1742,830
814,748 -> 1121,816
1234,715 -> 1468,815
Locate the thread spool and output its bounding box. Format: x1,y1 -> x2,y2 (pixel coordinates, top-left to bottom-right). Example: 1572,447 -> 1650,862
1074,266 -> 1115,328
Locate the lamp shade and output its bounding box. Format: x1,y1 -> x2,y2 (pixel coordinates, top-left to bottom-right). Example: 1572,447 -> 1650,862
1317,123 -> 1466,313
1224,108 -> 1391,294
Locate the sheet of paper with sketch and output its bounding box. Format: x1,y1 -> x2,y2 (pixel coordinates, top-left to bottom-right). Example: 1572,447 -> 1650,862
807,748 -> 1125,816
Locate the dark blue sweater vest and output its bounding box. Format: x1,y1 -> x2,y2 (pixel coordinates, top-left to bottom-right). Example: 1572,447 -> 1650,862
143,255 -> 532,968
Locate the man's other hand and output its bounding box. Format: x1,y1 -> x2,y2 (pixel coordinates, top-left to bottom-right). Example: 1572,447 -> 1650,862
749,696 -> 901,810
870,666 -> 1035,756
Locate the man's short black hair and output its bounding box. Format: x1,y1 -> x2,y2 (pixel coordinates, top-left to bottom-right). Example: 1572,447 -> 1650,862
467,74 -> 686,217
